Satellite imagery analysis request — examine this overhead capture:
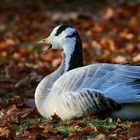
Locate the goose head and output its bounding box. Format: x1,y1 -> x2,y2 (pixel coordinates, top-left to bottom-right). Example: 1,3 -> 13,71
38,25 -> 79,53
37,25 -> 83,71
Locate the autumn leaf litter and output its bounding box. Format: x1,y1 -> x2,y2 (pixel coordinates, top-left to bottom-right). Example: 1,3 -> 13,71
0,2 -> 140,139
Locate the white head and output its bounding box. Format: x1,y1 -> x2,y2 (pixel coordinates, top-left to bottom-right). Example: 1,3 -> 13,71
37,25 -> 83,71
37,25 -> 78,54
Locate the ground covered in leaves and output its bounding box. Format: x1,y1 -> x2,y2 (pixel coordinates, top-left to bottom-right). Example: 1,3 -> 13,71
0,1 -> 140,139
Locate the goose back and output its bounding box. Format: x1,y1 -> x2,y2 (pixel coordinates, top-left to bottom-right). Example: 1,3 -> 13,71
51,63 -> 140,103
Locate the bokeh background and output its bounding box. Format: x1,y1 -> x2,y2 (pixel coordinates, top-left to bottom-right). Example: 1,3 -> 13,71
0,1 -> 140,139
0,0 -> 140,101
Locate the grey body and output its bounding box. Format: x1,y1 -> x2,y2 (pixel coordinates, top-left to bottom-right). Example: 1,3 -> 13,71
35,25 -> 140,120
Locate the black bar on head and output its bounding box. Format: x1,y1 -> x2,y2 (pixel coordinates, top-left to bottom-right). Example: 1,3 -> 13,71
55,25 -> 72,36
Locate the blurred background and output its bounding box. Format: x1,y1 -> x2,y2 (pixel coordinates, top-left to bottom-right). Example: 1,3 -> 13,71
0,0 -> 140,98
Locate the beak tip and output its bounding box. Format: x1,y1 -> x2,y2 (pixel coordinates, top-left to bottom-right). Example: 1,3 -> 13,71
36,38 -> 48,44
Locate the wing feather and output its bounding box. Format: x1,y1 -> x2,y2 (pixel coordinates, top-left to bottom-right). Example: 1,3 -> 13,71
52,63 -> 140,103
61,88 -> 121,119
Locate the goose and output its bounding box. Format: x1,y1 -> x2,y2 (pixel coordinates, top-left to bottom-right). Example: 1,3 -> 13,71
35,25 -> 140,120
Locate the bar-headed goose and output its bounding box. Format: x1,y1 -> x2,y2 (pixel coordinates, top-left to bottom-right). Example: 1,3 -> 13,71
35,25 -> 140,120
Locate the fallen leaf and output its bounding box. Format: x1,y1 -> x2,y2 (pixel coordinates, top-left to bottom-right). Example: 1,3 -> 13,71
0,126 -> 16,139
51,113 -> 62,123
133,54 -> 140,62
103,7 -> 114,20
128,122 -> 140,139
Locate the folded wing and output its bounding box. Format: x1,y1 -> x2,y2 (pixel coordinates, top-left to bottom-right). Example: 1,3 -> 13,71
53,63 -> 140,103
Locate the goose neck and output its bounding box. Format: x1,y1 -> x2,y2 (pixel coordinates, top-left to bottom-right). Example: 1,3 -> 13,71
63,35 -> 83,72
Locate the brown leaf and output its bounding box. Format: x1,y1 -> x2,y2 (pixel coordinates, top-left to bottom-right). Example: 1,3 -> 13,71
26,126 -> 44,135
133,54 -> 140,62
112,56 -> 127,63
67,133 -> 80,140
89,134 -> 106,140
51,113 -> 62,123
103,7 -> 114,20
69,120 -> 86,128
0,126 -> 16,139
41,129 -> 57,138
128,17 -> 138,30
18,108 -> 34,118
128,122 -> 140,139
4,104 -> 20,124
80,127 -> 94,135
